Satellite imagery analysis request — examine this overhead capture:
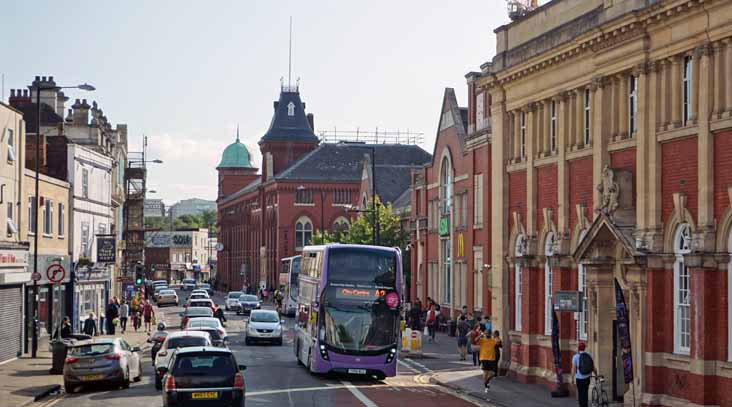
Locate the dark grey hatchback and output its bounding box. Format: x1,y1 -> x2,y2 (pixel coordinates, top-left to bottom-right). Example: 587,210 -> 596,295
161,347 -> 246,407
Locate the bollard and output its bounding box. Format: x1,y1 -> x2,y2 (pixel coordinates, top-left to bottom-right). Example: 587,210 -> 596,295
409,330 -> 422,356
402,328 -> 412,352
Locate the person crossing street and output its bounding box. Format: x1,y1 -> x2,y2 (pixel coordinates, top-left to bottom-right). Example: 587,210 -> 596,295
470,324 -> 500,392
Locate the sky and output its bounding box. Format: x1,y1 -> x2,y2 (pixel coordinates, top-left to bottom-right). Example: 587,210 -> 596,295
1,1 -> 512,205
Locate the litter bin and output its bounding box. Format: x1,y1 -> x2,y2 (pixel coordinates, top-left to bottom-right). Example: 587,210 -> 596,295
50,339 -> 72,374
448,320 -> 456,337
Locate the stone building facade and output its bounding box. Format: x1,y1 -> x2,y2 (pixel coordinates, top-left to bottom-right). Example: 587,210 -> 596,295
411,0 -> 732,405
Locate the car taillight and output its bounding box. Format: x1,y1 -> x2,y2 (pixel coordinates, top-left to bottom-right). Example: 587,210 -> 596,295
163,375 -> 176,392
105,352 -> 122,360
65,356 -> 79,364
233,372 -> 245,390
218,329 -> 225,336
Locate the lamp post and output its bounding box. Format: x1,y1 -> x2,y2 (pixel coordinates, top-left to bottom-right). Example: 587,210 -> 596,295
31,81 -> 94,358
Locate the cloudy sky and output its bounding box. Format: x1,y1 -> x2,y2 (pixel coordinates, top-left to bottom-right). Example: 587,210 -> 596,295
2,1 -> 512,205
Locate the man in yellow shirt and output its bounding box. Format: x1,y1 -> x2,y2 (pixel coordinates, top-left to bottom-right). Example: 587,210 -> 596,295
471,326 -> 500,392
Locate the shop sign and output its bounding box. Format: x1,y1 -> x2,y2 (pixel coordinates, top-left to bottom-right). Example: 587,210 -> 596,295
438,216 -> 450,237
96,237 -> 116,263
145,231 -> 195,248
553,291 -> 582,312
0,250 -> 29,268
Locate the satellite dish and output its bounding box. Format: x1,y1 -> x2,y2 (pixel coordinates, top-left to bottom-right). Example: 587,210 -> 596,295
215,242 -> 224,252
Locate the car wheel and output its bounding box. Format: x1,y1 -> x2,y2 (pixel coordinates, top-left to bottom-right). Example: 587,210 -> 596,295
245,337 -> 252,346
276,337 -> 283,346
121,368 -> 131,389
64,381 -> 75,394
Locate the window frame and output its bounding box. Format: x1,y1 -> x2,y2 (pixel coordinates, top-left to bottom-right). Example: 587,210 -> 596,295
295,217 -> 313,250
6,201 -> 16,236
683,56 -> 692,125
629,75 -> 638,135
440,157 -> 452,215
7,128 -> 15,162
441,238 -> 451,305
673,223 -> 692,355
583,88 -> 591,146
519,111 -> 526,159
514,234 -> 525,332
576,229 -> 588,341
473,173 -> 483,227
42,198 -> 54,236
27,196 -> 36,234
82,169 -> 89,198
473,246 -> 483,311
550,100 -> 557,153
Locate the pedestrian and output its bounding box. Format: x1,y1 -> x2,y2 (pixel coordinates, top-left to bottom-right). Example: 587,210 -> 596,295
83,313 -> 98,336
571,342 -> 597,407
482,315 -> 492,332
119,300 -> 129,333
492,330 -> 503,376
466,314 -> 479,366
426,304 -> 437,343
105,299 -> 119,335
456,315 -> 471,361
142,300 -> 155,333
460,305 -> 468,318
409,298 -> 422,330
471,324 -> 500,392
55,316 -> 72,339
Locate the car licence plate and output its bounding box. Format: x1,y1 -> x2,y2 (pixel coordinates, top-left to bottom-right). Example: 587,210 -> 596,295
191,391 -> 218,399
348,369 -> 367,375
81,374 -> 104,381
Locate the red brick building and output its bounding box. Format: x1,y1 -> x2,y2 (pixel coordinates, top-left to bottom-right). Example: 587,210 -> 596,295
216,85 -> 430,293
412,1 -> 732,405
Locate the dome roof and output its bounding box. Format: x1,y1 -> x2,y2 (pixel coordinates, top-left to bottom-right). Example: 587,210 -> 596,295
217,127 -> 254,169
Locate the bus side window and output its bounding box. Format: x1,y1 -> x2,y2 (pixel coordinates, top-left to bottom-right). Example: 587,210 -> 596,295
298,305 -> 309,328
313,252 -> 322,279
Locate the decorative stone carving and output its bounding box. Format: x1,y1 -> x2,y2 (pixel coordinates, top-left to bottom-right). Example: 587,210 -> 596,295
597,165 -> 620,216
672,192 -> 688,224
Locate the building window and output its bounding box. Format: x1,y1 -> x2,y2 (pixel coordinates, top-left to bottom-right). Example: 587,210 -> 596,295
520,111 -> 526,159
441,238 -> 451,305
544,232 -> 555,336
28,196 -> 36,233
42,198 -> 53,235
295,217 -> 313,250
287,101 -> 295,116
333,190 -> 351,205
295,188 -> 313,204
629,75 -> 638,135
440,157 -> 452,214
683,56 -> 692,125
473,174 -> 483,227
332,217 -> 349,234
673,223 -> 692,355
82,169 -> 89,198
583,89 -> 591,146
515,234 -> 525,332
7,128 -> 15,162
473,246 -> 483,311
6,202 -> 16,236
577,230 -> 588,341
81,221 -> 90,257
550,100 -> 557,153
476,92 -> 485,130
457,193 -> 467,228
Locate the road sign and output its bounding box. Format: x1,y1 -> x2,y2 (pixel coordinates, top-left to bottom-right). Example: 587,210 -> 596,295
46,264 -> 66,284
31,272 -> 42,281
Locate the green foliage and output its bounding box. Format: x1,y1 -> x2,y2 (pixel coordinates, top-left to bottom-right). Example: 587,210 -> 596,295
144,209 -> 218,233
312,196 -> 408,250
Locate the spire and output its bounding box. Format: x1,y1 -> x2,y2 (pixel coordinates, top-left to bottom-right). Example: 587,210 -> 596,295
236,124 -> 240,142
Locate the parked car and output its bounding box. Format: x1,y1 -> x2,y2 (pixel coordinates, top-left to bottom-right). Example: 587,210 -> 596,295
225,291 -> 243,311
156,289 -> 179,307
180,307 -> 215,329
197,283 -> 214,295
63,338 -> 143,393
160,347 -> 246,406
154,331 -> 212,390
245,310 -> 283,346
236,294 -> 261,315
185,317 -> 227,347
182,279 -> 196,291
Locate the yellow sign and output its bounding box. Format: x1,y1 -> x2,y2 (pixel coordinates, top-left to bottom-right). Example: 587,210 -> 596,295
457,233 -> 465,257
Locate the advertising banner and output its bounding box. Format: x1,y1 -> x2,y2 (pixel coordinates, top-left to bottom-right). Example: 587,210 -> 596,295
614,278 -> 634,384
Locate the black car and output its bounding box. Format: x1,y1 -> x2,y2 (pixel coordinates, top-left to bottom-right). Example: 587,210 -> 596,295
160,347 -> 246,407
236,295 -> 261,316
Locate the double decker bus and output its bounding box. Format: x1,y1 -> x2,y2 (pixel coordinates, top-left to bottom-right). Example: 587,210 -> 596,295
278,255 -> 301,317
294,244 -> 402,380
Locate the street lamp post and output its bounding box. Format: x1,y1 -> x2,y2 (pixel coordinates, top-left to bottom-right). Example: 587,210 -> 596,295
32,81 -> 95,358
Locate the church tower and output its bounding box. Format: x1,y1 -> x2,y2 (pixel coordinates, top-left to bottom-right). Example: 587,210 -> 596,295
216,127 -> 258,199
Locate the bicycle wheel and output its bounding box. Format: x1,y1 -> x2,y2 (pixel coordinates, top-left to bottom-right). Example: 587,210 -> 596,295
591,387 -> 600,407
601,389 -> 609,407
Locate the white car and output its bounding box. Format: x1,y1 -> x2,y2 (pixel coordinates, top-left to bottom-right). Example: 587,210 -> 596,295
245,310 -> 283,346
225,291 -> 243,311
191,289 -> 209,297
182,279 -> 196,291
156,289 -> 179,307
185,318 -> 228,347
153,330 -> 211,390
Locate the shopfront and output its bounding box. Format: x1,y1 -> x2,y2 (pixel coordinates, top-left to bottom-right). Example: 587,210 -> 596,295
0,245 -> 30,363
74,263 -> 110,332
23,254 -> 69,354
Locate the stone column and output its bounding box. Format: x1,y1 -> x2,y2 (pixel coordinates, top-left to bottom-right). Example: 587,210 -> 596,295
526,103 -> 537,236
725,39 -> 732,117
585,263 -> 615,386
618,73 -> 629,140
691,51 -> 700,124
609,77 -> 618,140
671,56 -> 682,127
537,101 -> 545,157
513,111 -> 521,162
698,44 -> 714,229
713,42 -> 724,118
625,265 -> 648,407
659,60 -> 669,129
575,88 -> 584,148
592,77 -> 609,215
647,62 -> 663,230
558,93 -> 569,234
635,63 -> 649,230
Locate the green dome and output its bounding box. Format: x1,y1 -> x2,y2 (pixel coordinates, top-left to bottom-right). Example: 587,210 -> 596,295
218,127 -> 254,169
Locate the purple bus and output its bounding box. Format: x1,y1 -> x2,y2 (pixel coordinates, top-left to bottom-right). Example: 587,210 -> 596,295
294,244 -> 402,380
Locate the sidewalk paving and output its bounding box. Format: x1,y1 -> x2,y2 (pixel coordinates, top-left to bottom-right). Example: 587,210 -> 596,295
415,331 -> 576,407
0,322 -> 152,407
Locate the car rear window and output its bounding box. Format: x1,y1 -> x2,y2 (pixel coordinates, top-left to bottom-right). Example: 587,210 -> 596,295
240,295 -> 258,302
190,301 -> 211,308
227,292 -> 243,298
160,290 -> 176,295
70,344 -> 114,356
187,308 -> 213,317
173,354 -> 235,376
167,336 -> 209,348
187,320 -> 218,328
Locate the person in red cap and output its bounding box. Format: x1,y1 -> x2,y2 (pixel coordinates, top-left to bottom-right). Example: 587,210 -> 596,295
571,342 -> 597,407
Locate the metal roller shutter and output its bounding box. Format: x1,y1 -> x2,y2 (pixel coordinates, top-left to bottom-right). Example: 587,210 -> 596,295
0,286 -> 23,363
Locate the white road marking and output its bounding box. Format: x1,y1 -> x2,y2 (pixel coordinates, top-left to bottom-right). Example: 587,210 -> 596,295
342,380 -> 379,407
397,359 -> 420,374
247,384 -> 349,396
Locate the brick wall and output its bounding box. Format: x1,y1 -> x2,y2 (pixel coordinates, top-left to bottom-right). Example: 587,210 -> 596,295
536,164 -> 558,231
508,171 -> 527,232
568,157 -> 593,232
661,137 -> 698,224
714,131 -> 732,220
610,148 -> 637,202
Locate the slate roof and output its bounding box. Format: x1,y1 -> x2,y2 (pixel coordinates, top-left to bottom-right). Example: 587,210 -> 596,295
12,102 -> 63,133
391,187 -> 412,213
259,90 -> 318,144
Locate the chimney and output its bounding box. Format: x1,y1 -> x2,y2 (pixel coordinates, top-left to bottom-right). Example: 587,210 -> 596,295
8,89 -> 31,106
307,113 -> 314,131
71,98 -> 91,125
56,91 -> 69,117
30,75 -> 59,114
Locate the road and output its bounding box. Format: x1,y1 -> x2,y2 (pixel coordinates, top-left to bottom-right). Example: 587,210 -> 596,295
47,289 -> 482,407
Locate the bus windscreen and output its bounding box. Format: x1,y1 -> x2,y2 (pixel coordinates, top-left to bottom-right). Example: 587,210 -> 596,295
326,248 -> 396,287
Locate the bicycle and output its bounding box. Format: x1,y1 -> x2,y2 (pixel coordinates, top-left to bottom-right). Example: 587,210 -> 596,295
591,375 -> 609,407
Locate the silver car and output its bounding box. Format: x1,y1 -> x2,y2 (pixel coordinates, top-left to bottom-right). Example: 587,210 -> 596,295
63,338 -> 143,393
157,289 -> 179,307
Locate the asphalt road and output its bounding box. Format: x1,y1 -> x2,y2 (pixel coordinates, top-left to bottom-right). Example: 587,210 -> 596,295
47,289 -> 481,407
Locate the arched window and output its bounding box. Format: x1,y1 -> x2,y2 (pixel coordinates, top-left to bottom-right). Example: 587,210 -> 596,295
514,234 -> 525,332
577,229 -> 588,341
544,232 -> 555,336
295,217 -> 313,250
440,157 -> 452,214
332,217 -> 350,234
674,223 -> 692,355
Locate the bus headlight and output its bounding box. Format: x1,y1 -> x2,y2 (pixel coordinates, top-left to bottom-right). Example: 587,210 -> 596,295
386,347 -> 397,364
319,344 -> 329,360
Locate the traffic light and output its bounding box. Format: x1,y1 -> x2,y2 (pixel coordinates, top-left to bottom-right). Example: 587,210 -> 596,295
134,264 -> 143,285
151,264 -> 156,275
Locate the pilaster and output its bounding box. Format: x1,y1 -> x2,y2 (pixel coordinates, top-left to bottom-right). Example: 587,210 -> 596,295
618,73 -> 629,140
658,60 -> 669,129
697,44 -> 713,229
526,103 -> 537,236
670,56 -> 682,128
513,111 -> 521,162
575,88 -> 584,149
713,42 -> 724,118
558,93 -> 569,235
690,50 -> 700,124
725,39 -> 732,117
635,63 -> 649,230
592,77 -> 610,215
